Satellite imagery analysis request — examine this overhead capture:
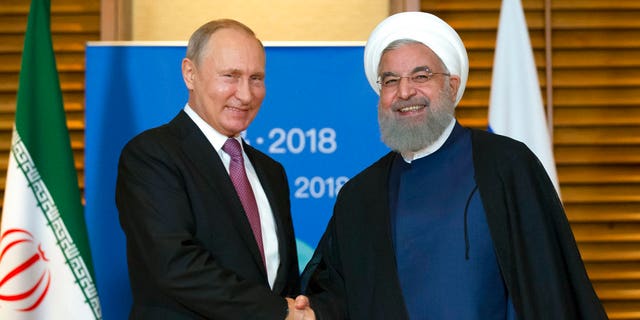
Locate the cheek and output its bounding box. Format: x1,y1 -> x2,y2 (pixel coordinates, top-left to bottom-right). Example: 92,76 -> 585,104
213,83 -> 233,95
200,81 -> 229,100
379,93 -> 395,109
252,87 -> 267,102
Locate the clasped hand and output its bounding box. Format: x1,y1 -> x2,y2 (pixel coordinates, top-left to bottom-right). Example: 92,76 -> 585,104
285,295 -> 315,320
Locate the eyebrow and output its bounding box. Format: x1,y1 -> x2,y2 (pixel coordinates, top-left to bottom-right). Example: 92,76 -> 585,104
379,66 -> 430,78
218,68 -> 265,77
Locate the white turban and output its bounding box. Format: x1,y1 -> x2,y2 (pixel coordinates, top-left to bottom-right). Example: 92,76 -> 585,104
364,12 -> 469,106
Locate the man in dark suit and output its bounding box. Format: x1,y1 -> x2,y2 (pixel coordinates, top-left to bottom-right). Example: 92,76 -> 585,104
116,19 -> 312,319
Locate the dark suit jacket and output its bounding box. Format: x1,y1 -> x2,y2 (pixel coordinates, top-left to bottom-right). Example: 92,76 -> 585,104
116,111 -> 299,319
303,126 -> 607,320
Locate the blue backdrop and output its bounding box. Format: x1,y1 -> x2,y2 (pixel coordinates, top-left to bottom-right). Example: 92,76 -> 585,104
84,43 -> 388,320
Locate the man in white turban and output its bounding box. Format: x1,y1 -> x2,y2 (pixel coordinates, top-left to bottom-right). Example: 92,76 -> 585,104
301,11 -> 607,320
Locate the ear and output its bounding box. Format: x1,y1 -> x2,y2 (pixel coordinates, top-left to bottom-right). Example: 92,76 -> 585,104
448,74 -> 461,103
182,58 -> 196,90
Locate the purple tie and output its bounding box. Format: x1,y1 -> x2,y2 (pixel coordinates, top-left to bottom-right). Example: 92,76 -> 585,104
222,138 -> 265,266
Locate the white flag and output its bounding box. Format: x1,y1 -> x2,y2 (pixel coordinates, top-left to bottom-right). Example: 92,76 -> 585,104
488,0 -> 560,193
0,0 -> 102,318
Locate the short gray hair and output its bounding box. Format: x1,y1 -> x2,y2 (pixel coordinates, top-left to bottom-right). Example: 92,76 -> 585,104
186,19 -> 264,66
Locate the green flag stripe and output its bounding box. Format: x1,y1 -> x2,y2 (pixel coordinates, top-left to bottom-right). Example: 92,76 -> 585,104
15,0 -> 95,279
12,0 -> 102,318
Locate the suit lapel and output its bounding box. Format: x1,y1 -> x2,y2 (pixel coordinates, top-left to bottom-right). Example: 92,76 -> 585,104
170,112 -> 268,278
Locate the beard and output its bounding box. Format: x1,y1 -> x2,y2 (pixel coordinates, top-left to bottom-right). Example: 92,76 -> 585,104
378,85 -> 456,154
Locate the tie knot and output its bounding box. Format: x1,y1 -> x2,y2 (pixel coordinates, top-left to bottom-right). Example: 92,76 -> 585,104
223,138 -> 243,160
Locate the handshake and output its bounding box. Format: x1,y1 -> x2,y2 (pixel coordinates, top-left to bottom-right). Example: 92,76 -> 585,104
285,295 -> 315,320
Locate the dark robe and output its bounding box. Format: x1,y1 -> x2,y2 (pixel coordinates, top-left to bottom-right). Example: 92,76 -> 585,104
302,126 -> 608,320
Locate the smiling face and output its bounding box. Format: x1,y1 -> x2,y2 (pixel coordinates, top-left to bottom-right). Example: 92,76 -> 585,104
377,42 -> 460,153
182,27 -> 266,137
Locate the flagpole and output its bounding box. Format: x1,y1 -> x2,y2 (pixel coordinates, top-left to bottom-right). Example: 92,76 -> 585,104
545,0 -> 554,139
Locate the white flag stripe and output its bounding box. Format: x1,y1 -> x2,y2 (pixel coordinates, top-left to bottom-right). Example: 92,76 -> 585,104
1,137 -> 98,319
489,0 -> 560,193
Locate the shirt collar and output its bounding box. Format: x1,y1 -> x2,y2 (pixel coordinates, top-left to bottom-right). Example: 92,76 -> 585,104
183,103 -> 243,153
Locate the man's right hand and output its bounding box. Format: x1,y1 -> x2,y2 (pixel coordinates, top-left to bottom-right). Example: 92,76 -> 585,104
285,295 -> 315,320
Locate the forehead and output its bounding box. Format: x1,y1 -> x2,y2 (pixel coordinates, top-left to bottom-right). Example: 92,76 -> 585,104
202,28 -> 265,68
378,42 -> 441,72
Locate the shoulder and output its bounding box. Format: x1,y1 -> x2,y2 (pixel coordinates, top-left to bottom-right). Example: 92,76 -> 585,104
347,152 -> 394,182
469,129 -> 538,166
470,129 -> 529,154
337,152 -> 395,198
119,111 -> 198,163
469,129 -> 554,195
243,142 -> 284,170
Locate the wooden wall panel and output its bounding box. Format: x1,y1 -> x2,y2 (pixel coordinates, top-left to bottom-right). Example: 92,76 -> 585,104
0,0 -> 639,318
423,0 -> 640,318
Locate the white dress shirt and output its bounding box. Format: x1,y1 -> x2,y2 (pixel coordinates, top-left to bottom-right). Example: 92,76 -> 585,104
184,104 -> 280,289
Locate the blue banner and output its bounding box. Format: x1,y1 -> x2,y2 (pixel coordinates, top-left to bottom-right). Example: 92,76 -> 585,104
85,43 -> 388,320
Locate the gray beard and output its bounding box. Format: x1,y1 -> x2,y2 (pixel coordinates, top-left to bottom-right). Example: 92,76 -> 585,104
378,87 -> 455,154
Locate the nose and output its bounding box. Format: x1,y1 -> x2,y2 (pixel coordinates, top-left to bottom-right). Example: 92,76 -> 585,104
396,77 -> 416,100
235,78 -> 252,104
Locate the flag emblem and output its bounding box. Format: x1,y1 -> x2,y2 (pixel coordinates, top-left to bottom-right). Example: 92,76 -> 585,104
0,229 -> 51,312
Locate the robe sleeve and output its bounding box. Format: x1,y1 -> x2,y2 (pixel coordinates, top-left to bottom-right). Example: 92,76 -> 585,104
300,216 -> 348,320
471,129 -> 608,319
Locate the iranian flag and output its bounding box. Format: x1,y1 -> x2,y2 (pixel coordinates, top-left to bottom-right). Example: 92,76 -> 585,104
0,0 -> 102,319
